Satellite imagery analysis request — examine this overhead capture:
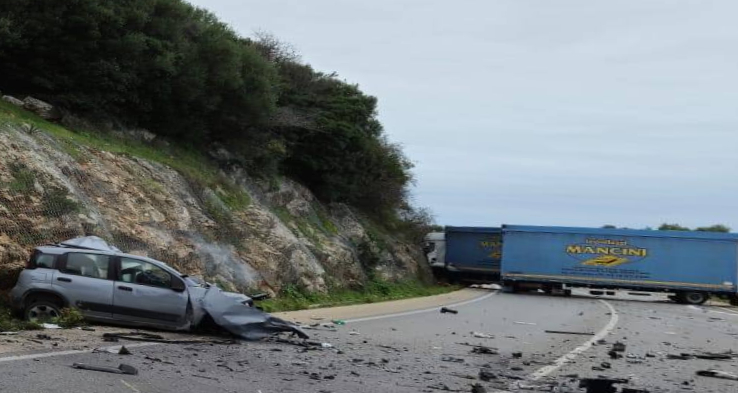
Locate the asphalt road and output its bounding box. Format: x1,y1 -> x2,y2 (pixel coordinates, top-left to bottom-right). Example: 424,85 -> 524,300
1,289 -> 737,392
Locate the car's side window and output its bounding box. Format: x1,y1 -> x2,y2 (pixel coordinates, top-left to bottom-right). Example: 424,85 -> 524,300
119,258 -> 172,289
33,253 -> 56,268
62,253 -> 110,279
37,255 -> 55,268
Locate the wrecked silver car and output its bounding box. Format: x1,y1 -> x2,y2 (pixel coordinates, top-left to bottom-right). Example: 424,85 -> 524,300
9,236 -> 307,340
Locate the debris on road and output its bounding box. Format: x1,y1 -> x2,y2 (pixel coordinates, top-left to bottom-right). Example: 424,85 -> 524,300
513,321 -> 536,326
471,331 -> 494,339
696,370 -> 738,381
470,383 -> 486,393
611,342 -> 626,352
478,369 -> 496,381
42,323 -> 61,329
72,363 -> 138,375
102,332 -> 230,344
578,377 -> 628,393
667,353 -> 694,360
470,345 -> 498,355
441,356 -> 465,363
694,351 -> 734,360
441,307 -> 459,314
118,346 -> 131,355
544,330 -> 595,336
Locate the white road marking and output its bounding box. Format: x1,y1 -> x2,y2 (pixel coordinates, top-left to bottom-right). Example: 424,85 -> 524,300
345,290 -> 498,324
715,307 -> 738,316
120,379 -> 141,393
687,304 -> 738,317
0,342 -> 158,364
529,299 -> 619,380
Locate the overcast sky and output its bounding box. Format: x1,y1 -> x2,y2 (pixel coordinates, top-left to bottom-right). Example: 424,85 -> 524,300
190,0 -> 738,230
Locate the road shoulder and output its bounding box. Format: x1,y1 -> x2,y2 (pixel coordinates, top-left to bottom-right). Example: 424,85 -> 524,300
273,287 -> 491,323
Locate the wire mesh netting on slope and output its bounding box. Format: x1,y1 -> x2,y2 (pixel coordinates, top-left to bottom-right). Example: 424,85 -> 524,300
0,122 -> 265,292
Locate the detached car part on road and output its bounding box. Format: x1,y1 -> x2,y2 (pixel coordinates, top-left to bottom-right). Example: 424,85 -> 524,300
10,236 -> 307,340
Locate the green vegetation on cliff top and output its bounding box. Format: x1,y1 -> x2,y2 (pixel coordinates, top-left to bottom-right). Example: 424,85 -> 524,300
0,0 -> 426,225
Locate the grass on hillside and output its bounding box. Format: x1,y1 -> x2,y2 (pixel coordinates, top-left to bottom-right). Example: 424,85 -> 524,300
0,100 -> 250,210
259,280 -> 461,313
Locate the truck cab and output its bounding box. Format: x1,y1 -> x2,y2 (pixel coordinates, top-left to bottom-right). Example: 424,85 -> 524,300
423,232 -> 447,274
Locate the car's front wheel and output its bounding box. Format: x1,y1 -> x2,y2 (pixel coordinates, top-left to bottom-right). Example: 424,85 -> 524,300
24,301 -> 61,323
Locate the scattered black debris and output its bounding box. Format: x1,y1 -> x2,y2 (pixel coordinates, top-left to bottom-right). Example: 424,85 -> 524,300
696,370 -> 738,381
471,346 -> 498,355
80,327 -> 95,331
36,334 -> 52,340
450,373 -> 476,380
667,354 -> 694,360
118,346 -> 131,355
479,369 -> 496,381
427,383 -> 463,392
440,307 -> 459,315
578,378 -> 628,393
102,332 -> 229,344
441,356 -> 465,363
193,374 -> 219,381
601,362 -> 611,369
694,352 -> 734,360
470,383 -> 486,393
544,330 -> 595,336
612,342 -> 626,352
512,352 -> 522,358
72,363 -> 138,375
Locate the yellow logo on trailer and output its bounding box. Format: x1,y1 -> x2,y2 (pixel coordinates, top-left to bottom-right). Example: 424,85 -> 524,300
565,238 -> 648,267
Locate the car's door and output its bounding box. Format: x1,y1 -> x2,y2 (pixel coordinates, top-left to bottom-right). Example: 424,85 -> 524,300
52,252 -> 115,319
112,257 -> 189,327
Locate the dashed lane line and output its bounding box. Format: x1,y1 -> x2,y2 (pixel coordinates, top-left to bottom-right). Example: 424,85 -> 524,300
529,299 -> 619,380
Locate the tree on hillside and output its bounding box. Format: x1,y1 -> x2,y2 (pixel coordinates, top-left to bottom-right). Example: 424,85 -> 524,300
658,223 -> 691,231
0,0 -> 421,222
0,0 -> 276,140
658,223 -> 730,233
694,224 -> 730,233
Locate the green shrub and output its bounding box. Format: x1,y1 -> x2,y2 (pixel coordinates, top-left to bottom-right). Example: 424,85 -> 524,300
54,307 -> 85,328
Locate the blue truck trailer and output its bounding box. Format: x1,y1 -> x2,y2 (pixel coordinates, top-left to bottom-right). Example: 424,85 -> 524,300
423,226 -> 502,282
500,224 -> 738,305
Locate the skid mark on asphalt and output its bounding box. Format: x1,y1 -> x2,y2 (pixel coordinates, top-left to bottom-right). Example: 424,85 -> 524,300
0,342 -> 158,364
345,291 -> 498,324
529,299 -> 619,380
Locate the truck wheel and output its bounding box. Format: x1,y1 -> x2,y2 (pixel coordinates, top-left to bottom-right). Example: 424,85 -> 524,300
24,301 -> 61,323
679,292 -> 708,305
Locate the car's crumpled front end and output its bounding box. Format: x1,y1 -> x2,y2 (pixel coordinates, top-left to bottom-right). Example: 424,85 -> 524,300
188,285 -> 308,340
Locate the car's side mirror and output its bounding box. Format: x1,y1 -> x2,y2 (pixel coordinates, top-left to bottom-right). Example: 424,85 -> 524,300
171,277 -> 186,292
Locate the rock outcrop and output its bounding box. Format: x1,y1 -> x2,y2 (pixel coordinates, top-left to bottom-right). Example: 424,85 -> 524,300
0,122 -> 429,295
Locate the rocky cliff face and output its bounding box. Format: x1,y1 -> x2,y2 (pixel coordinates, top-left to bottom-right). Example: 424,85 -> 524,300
0,121 -> 429,295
